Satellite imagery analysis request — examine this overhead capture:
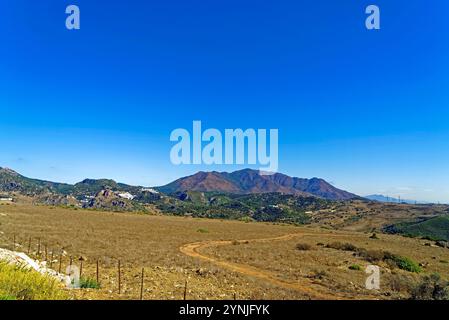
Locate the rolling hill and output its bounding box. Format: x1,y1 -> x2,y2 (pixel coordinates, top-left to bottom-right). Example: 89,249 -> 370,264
0,167 -> 140,197
384,215 -> 449,241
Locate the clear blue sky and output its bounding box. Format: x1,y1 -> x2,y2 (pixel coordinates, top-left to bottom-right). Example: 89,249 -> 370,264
1,0 -> 448,202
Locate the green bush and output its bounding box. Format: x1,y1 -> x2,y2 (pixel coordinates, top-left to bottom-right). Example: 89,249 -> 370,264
79,277 -> 100,289
0,261 -> 67,300
390,255 -> 422,273
197,228 -> 209,233
349,264 -> 361,271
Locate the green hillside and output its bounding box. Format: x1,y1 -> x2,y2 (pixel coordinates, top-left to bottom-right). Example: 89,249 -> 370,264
156,192 -> 331,224
385,216 -> 449,241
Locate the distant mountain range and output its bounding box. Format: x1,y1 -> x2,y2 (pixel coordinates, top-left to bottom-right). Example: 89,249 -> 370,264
1,167 -> 358,201
365,194 -> 431,205
158,169 -> 358,200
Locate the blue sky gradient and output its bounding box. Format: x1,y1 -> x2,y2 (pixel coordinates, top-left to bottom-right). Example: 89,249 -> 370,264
1,1 -> 448,202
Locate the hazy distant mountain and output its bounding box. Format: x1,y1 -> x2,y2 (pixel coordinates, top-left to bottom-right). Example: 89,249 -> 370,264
365,194 -> 429,204
158,169 -> 358,200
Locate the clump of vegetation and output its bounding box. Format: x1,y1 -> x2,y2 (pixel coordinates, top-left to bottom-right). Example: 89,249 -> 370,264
349,264 -> 361,271
369,233 -> 379,239
0,261 -> 66,300
79,277 -> 100,289
389,273 -> 416,293
197,228 -> 209,233
411,274 -> 449,300
326,242 -> 357,251
357,249 -> 386,262
326,242 -> 421,272
296,243 -> 312,251
310,270 -> 327,280
386,255 -> 422,273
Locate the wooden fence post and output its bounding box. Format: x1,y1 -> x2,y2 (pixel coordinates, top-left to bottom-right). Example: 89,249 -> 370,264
58,252 -> 63,273
28,237 -> 31,254
118,260 -> 121,295
140,268 -> 145,300
183,280 -> 187,300
37,238 -> 41,256
96,259 -> 100,284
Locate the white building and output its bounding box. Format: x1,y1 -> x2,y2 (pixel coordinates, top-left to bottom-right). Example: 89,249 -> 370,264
117,192 -> 135,200
141,188 -> 159,194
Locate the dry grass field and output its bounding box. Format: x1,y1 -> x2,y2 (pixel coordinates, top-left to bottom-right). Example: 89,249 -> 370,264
307,200 -> 449,232
1,202 -> 448,300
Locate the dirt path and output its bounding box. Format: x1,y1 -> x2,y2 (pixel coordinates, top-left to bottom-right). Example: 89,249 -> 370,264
180,231 -> 373,300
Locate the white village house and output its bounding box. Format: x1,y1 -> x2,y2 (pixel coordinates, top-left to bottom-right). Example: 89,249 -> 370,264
141,188 -> 159,194
117,192 -> 135,200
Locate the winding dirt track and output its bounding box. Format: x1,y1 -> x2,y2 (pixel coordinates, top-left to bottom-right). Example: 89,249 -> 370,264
180,231 -> 373,300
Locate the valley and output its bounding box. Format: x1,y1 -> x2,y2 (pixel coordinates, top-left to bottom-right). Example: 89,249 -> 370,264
1,202 -> 449,300
1,166 -> 449,300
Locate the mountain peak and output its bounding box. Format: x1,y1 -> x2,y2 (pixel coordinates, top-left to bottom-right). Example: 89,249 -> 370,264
158,169 -> 358,200
0,167 -> 20,176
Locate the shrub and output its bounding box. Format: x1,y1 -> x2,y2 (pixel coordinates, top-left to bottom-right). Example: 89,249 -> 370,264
0,261 -> 66,300
389,255 -> 422,273
389,274 -> 415,293
411,274 -> 449,300
296,243 -> 312,251
349,264 -> 361,271
79,277 -> 100,289
326,242 -> 357,251
197,228 -> 209,233
359,249 -> 386,262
